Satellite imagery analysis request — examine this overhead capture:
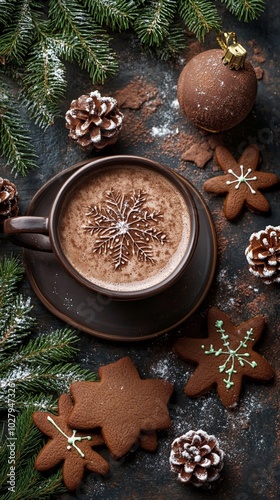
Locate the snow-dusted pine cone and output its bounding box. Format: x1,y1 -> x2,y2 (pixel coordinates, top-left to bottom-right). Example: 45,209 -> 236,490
245,225 -> 280,284
65,90 -> 123,151
0,177 -> 19,224
169,430 -> 225,487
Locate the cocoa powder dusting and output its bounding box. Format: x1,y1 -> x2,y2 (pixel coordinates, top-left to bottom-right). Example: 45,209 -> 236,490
114,76 -> 161,112
113,77 -> 162,146
119,111 -> 154,146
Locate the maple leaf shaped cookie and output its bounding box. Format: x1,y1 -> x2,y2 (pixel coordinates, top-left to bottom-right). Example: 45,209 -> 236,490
173,307 -> 274,409
68,357 -> 174,458
203,145 -> 279,220
33,394 -> 109,491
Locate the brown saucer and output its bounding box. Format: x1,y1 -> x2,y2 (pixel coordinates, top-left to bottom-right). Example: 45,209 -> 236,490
23,160 -> 217,341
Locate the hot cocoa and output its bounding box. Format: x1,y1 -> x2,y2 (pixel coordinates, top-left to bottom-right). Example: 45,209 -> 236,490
58,164 -> 192,294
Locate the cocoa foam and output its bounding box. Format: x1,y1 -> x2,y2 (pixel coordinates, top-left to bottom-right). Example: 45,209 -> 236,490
58,165 -> 192,293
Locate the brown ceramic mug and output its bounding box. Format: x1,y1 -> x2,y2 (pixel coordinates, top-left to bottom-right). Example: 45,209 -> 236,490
4,156 -> 198,300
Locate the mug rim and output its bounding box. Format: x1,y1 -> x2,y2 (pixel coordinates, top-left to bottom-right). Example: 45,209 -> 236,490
49,155 -> 198,300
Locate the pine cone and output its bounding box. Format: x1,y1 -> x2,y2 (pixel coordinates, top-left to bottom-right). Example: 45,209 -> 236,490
0,177 -> 19,224
170,430 -> 225,487
245,225 -> 280,284
65,90 -> 123,151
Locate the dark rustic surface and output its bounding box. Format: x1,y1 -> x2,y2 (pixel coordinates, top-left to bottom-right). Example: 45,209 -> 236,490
1,4 -> 279,500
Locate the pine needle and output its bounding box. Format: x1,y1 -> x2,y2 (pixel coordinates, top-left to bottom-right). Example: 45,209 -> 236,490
48,0 -> 118,83
2,328 -> 80,367
0,255 -> 24,300
0,81 -> 38,176
134,0 -> 177,47
178,0 -> 221,41
84,0 -> 138,31
221,0 -> 265,22
151,23 -> 187,61
0,0 -> 35,64
0,0 -> 17,26
0,255 -> 35,349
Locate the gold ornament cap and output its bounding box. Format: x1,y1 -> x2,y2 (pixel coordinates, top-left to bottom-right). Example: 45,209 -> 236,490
216,31 -> 247,70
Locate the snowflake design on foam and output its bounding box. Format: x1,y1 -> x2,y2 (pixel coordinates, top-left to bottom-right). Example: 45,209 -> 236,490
83,189 -> 167,270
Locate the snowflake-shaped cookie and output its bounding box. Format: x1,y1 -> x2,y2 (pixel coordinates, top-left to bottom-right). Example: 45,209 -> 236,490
203,145 -> 279,220
83,189 -> 167,269
33,394 -> 109,491
68,357 -> 174,458
173,307 -> 274,409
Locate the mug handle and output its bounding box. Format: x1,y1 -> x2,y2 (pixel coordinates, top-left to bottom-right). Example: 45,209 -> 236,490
3,216 -> 52,252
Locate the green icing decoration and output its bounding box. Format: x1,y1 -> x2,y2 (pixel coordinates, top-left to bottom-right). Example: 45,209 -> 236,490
47,416 -> 91,458
201,320 -> 258,389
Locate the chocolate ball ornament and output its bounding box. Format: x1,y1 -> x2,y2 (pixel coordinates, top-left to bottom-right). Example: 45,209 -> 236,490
177,34 -> 258,132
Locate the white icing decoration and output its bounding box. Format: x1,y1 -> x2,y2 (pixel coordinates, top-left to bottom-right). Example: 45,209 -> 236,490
47,416 -> 91,458
226,165 -> 257,193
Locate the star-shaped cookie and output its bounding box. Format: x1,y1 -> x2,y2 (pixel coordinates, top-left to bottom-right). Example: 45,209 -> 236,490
68,357 -> 174,458
33,394 -> 109,491
173,307 -> 274,409
203,145 -> 278,220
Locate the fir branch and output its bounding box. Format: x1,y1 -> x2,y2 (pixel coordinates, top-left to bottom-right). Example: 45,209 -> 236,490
0,80 -> 38,175
151,23 -> 186,60
220,0 -> 265,22
0,254 -> 24,306
48,0 -> 118,83
178,0 -> 221,41
1,328 -> 80,368
11,394 -> 59,413
0,345 -> 96,409
11,466 -> 65,500
134,0 -> 177,47
0,256 -> 35,350
0,329 -> 96,398
0,0 -> 35,65
0,362 -> 96,398
20,36 -> 67,128
0,0 -> 17,25
83,0 -> 138,30
12,405 -> 43,464
0,294 -> 34,355
1,462 -> 65,500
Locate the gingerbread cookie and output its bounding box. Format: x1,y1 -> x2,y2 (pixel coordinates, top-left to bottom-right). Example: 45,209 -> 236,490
203,145 -> 278,220
68,357 -> 174,458
33,394 -> 109,491
173,307 -> 274,409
